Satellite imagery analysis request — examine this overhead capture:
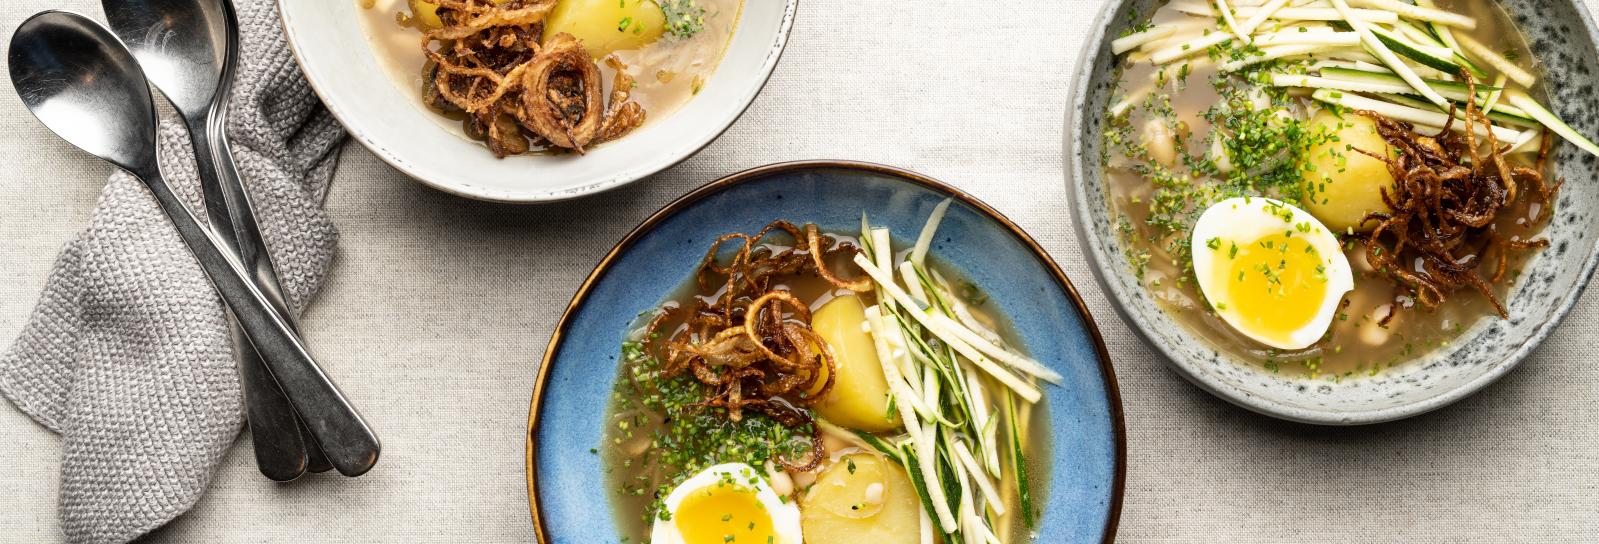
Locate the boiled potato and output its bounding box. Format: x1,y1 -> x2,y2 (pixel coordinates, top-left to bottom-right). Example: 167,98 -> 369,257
1300,109 -> 1396,233
543,0 -> 666,58
801,454 -> 920,544
810,295 -> 900,433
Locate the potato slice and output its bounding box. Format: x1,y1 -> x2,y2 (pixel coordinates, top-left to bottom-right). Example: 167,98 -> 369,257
810,295 -> 900,433
810,455 -> 888,519
542,0 -> 666,58
801,454 -> 920,543
1300,109 -> 1397,234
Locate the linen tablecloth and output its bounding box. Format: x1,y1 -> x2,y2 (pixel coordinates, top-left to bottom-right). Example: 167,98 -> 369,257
1,0 -> 1595,541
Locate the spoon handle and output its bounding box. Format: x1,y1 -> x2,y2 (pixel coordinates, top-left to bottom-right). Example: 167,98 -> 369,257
225,315 -> 310,480
187,116 -> 333,479
133,163 -> 380,477
216,130 -> 337,475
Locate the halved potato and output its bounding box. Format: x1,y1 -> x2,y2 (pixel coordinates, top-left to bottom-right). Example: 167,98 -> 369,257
1300,109 -> 1397,233
542,0 -> 666,58
801,454 -> 920,543
810,295 -> 900,433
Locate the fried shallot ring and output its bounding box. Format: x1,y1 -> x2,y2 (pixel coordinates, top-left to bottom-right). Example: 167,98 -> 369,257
806,224 -> 872,292
743,291 -> 813,365
789,327 -> 837,404
519,33 -> 603,152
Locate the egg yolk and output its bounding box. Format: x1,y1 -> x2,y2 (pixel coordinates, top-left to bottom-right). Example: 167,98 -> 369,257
1214,232 -> 1329,345
673,484 -> 775,544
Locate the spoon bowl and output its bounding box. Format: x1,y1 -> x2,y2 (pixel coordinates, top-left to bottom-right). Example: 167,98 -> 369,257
9,11 -> 157,174
103,0 -> 229,115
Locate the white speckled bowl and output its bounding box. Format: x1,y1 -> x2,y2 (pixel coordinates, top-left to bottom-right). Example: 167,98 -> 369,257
1067,0 -> 1599,424
279,0 -> 797,202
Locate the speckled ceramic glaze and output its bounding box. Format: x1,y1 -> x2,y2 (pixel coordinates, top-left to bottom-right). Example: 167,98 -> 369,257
527,162 -> 1125,543
1067,0 -> 1599,425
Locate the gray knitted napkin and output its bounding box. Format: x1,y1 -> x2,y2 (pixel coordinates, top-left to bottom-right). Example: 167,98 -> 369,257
0,1 -> 344,542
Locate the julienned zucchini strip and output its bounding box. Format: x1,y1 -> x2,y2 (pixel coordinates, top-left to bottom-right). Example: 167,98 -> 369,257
1507,91 -> 1599,157
1330,0 -> 1449,106
1368,25 -> 1470,77
1270,69 -> 1495,103
1311,89 -> 1523,141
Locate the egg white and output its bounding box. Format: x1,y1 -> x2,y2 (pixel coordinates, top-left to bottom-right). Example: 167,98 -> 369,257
650,462 -> 803,544
1190,197 -> 1354,350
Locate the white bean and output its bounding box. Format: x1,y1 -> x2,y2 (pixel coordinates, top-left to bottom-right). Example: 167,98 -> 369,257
770,470 -> 794,496
765,462 -> 794,497
1143,119 -> 1178,167
1361,305 -> 1393,346
1210,137 -> 1234,173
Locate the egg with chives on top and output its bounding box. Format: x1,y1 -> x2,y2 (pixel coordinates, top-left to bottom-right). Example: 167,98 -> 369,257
1190,197 -> 1354,350
650,463 -> 803,544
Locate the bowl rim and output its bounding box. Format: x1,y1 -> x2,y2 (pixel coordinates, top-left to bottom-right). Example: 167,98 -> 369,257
1063,0 -> 1599,425
523,160 -> 1127,543
277,0 -> 801,203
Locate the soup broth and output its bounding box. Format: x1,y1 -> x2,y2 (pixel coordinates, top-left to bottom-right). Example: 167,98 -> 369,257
1103,0 -> 1559,379
599,226 -> 1053,543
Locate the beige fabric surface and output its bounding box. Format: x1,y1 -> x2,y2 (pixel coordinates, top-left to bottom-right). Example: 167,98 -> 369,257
1,0 -> 1596,542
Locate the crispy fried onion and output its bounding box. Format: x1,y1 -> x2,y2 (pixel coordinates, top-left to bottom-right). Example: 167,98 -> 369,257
420,0 -> 643,156
518,33 -> 644,152
639,221 -> 871,471
1354,75 -> 1559,318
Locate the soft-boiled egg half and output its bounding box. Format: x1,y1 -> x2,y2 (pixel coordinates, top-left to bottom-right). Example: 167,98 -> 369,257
1190,197 -> 1354,350
651,463 -> 803,544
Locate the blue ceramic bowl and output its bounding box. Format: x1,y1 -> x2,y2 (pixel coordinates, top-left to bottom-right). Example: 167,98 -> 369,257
526,161 -> 1125,543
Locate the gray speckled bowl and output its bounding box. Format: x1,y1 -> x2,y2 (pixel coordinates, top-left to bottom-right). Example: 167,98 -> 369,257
1066,0 -> 1599,425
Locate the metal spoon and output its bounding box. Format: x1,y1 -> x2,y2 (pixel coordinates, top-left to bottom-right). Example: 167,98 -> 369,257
8,10 -> 380,477
101,0 -> 332,480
